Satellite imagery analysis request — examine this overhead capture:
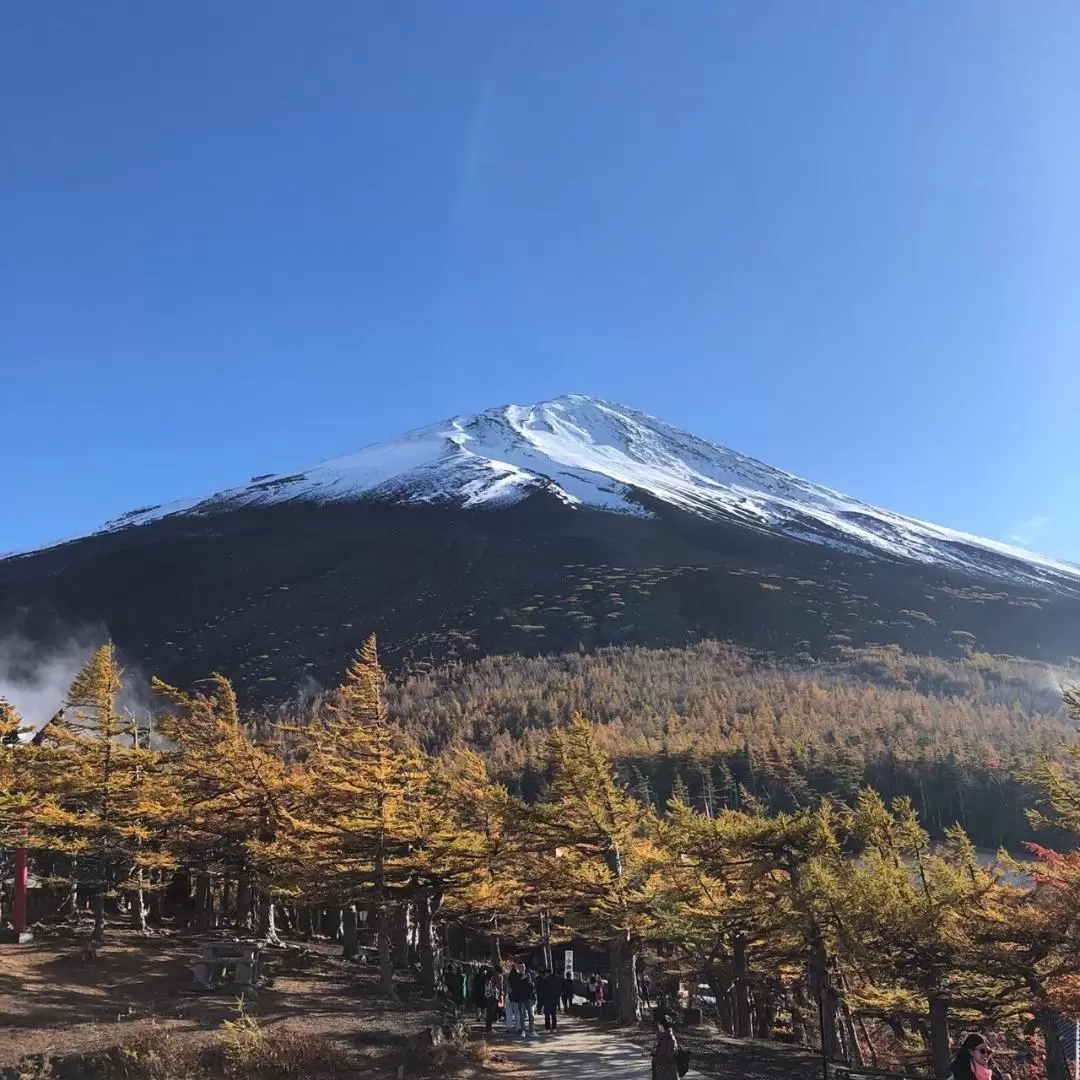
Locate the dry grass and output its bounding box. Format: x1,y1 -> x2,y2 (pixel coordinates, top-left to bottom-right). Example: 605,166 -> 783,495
0,929 -> 511,1079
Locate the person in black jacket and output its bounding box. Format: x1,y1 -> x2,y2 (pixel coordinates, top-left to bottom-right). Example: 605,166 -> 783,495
472,967 -> 488,1019
561,971 -> 574,1011
508,962 -> 536,1036
505,964 -> 523,1033
540,970 -> 562,1031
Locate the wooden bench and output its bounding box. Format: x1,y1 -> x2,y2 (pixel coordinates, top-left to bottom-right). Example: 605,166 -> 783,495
189,941 -> 261,989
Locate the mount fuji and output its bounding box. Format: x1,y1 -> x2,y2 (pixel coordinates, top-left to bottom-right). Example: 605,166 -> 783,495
95,395 -> 1078,593
3,395 -> 1077,705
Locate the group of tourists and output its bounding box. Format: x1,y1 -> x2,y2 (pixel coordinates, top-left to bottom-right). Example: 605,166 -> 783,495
475,962 -> 576,1036
456,955 -> 1002,1080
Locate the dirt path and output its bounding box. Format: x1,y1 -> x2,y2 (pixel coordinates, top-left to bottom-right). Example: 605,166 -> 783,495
493,1018 -> 698,1079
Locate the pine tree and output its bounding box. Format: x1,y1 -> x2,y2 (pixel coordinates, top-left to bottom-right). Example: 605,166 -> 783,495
844,791 -> 997,1075
670,769 -> 689,808
655,797 -> 760,1036
528,716 -> 663,1023
659,793 -> 858,1054
274,636 -> 425,996
411,749 -> 529,990
976,684 -> 1080,1080
35,644 -> 175,941
0,699 -> 32,849
154,672 -> 290,938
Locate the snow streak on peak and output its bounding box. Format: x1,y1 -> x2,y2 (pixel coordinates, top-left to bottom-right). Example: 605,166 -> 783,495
92,394 -> 1080,591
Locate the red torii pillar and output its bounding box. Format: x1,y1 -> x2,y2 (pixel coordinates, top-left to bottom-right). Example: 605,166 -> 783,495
13,846 -> 28,934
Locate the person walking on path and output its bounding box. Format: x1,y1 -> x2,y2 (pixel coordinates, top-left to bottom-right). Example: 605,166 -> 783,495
652,1015 -> 680,1080
504,964 -> 520,1033
561,970 -> 574,1011
472,967 -> 488,1020
540,969 -> 561,1031
484,969 -> 502,1033
639,974 -> 652,1010
510,962 -> 536,1036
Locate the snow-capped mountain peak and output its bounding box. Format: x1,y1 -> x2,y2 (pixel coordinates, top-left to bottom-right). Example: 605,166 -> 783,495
101,394 -> 1079,591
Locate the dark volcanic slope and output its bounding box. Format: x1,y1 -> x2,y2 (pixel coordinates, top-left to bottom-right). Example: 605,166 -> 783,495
2,491 -> 1077,702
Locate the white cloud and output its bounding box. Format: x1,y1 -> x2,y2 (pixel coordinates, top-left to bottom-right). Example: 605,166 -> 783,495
1008,515 -> 1053,546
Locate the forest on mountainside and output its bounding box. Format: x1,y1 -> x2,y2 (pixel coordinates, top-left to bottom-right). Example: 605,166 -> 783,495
6,638 -> 1080,1079
367,641 -> 1078,851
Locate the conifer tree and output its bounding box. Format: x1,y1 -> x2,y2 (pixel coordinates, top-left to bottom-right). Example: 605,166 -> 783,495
976,684 -> 1080,1080
660,793 -> 858,1056
655,796 -> 760,1036
274,636 -> 424,996
0,699 -> 32,849
411,749 -> 529,991
36,644 -> 175,941
154,672 -> 290,937
845,791 -> 998,1076
529,716 -> 663,1022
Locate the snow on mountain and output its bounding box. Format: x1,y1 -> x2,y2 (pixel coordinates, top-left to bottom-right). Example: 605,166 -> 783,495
94,395 -> 1080,591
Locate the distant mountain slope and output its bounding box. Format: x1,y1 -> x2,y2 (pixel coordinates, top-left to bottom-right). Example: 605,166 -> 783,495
2,396 -> 1077,709
77,395 -> 1080,595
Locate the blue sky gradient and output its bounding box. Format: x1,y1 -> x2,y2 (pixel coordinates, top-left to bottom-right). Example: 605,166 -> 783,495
3,2 -> 1079,558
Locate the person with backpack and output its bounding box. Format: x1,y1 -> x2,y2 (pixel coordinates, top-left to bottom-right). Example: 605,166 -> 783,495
483,969 -> 502,1033
652,1014 -> 689,1080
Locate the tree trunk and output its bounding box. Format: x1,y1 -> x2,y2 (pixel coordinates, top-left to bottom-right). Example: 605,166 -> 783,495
68,857 -> 79,917
374,850 -> 395,997
277,904 -> 296,935
791,979 -> 811,1044
257,888 -> 280,944
236,874 -> 254,932
733,932 -> 752,1038
418,894 -> 439,997
704,967 -> 731,1033
755,991 -> 778,1041
857,1013 -> 879,1069
165,871 -> 189,915
1039,1008 -> 1069,1080
221,878 -> 232,927
392,902 -> 411,965
609,933 -> 641,1025
342,905 -> 359,960
91,841 -> 107,942
148,874 -> 163,925
194,873 -> 212,931
128,873 -> 148,933
929,994 -> 951,1079
837,971 -> 863,1067
808,938 -> 840,1062
91,887 -> 105,942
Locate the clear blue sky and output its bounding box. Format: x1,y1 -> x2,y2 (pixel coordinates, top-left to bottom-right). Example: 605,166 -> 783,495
4,1 -> 1079,560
